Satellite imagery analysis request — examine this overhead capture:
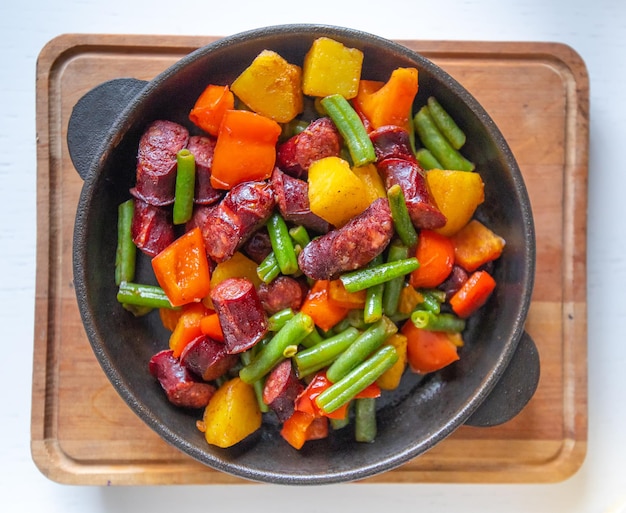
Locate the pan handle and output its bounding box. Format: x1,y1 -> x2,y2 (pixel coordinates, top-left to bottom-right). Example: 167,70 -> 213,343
464,330 -> 540,427
67,78 -> 148,181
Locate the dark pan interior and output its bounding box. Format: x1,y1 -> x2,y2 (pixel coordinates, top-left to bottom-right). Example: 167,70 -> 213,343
72,24 -> 535,484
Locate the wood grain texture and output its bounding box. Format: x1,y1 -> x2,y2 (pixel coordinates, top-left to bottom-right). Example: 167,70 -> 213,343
31,34 -> 588,485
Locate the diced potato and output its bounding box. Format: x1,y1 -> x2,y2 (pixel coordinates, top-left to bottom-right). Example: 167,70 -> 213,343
231,50 -> 303,123
451,219 -> 506,272
352,163 -> 387,203
302,37 -> 364,99
377,334 -> 408,390
308,156 -> 372,227
201,377 -> 262,448
210,251 -> 262,289
425,169 -> 485,237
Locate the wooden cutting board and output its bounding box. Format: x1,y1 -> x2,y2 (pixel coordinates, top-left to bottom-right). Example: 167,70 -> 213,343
31,34 -> 589,485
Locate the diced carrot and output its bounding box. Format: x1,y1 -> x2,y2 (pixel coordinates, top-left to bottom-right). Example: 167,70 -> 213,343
353,68 -> 418,131
449,270 -> 496,318
210,109 -> 281,190
299,280 -> 350,332
327,279 -> 367,309
189,84 -> 235,136
401,320 -> 459,374
152,227 -> 212,307
199,312 -> 224,342
169,302 -> 210,358
451,219 -> 506,272
409,230 -> 455,288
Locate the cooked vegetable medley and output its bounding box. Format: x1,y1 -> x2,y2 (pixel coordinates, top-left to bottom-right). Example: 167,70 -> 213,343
116,37 -> 505,449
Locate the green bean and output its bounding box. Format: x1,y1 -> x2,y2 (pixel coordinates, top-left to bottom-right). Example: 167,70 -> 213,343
387,185 -> 418,248
364,255 -> 384,324
414,106 -> 474,172
326,316 -> 397,383
288,225 -> 311,249
115,199 -> 136,286
240,350 -> 269,413
340,257 -> 420,293
411,310 -> 466,332
267,213 -> 298,275
416,288 -> 446,314
116,281 -> 176,309
257,251 -> 281,284
267,308 -> 295,332
382,241 -> 410,317
320,94 -> 376,167
172,149 -> 196,225
293,326 -> 360,378
239,312 -> 314,384
121,303 -> 153,317
427,96 -> 466,150
300,326 -> 325,348
315,345 -> 398,414
415,147 -> 443,170
355,397 -> 377,443
280,119 -> 309,141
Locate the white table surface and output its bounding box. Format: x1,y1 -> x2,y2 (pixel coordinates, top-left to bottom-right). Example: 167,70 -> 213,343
2,0 -> 624,511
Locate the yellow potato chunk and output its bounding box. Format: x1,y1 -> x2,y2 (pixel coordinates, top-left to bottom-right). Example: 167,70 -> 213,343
201,377 -> 262,448
231,50 -> 303,123
425,169 -> 485,237
308,156 -> 372,227
352,163 -> 387,203
302,37 -> 364,99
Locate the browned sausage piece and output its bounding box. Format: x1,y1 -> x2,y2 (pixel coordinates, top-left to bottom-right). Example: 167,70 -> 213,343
377,157 -> 446,230
130,196 -> 176,257
241,228 -> 273,264
180,334 -> 239,382
257,275 -> 308,315
132,120 -> 189,206
276,117 -> 342,179
270,167 -> 332,234
210,277 -> 268,354
149,349 -> 215,409
262,359 -> 304,422
369,125 -> 416,163
188,181 -> 275,263
298,197 -> 394,281
186,135 -> 222,205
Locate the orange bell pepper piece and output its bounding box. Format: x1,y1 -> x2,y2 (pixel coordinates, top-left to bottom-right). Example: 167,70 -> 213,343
451,219 -> 506,272
299,280 -> 350,332
169,302 -> 210,357
189,84 -> 235,136
449,270 -> 497,319
401,320 -> 459,374
159,307 -> 183,332
280,410 -> 317,449
210,109 -> 282,190
409,230 -> 455,288
152,227 -> 212,307
199,312 -> 224,342
353,67 -> 418,131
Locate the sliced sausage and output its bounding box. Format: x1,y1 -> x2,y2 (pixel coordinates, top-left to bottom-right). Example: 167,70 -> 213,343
241,228 -> 273,264
276,117 -> 342,179
369,125 -> 416,163
188,181 -> 275,263
132,120 -> 189,206
262,359 -> 304,423
180,334 -> 239,382
298,197 -> 394,281
130,196 -> 175,258
149,349 -> 215,409
210,277 -> 268,354
257,275 -> 308,315
270,167 -> 332,234
186,135 -> 222,205
378,157 -> 446,230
